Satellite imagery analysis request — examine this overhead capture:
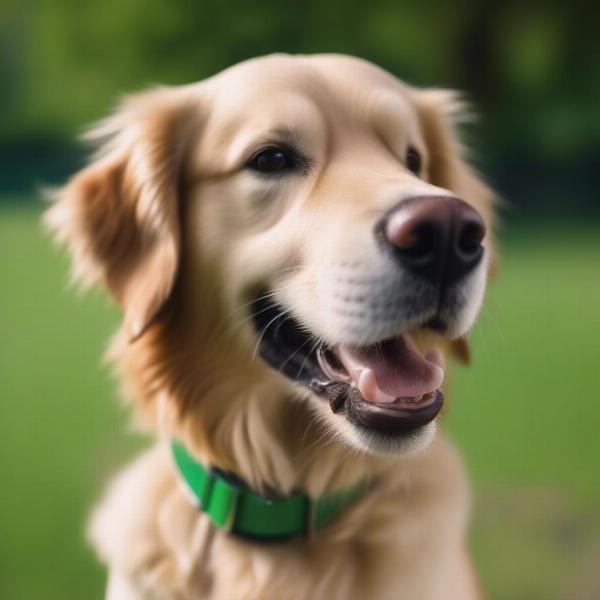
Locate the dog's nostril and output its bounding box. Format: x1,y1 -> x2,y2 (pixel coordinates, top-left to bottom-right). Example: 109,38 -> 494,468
399,222 -> 438,262
458,220 -> 485,257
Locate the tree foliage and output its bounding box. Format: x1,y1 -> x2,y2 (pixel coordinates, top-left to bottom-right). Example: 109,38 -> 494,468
1,1 -> 598,212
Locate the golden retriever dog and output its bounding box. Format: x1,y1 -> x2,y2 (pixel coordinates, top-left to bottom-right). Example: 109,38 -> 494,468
46,54 -> 496,599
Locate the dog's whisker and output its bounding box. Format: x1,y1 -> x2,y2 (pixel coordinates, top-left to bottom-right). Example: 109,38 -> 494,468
251,309 -> 290,360
212,285 -> 318,343
295,338 -> 323,380
204,286 -> 301,341
221,282 -> 316,327
277,336 -> 320,374
268,265 -> 303,276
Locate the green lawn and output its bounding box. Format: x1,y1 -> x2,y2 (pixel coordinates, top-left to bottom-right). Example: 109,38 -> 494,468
449,224 -> 600,599
1,203 -> 599,599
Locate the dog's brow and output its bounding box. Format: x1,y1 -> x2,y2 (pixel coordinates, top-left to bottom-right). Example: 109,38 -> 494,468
245,127 -> 306,153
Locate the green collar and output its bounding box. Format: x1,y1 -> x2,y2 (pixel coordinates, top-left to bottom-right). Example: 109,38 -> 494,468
171,441 -> 369,541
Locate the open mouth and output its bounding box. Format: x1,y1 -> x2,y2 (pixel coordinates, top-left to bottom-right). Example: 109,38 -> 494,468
251,294 -> 445,435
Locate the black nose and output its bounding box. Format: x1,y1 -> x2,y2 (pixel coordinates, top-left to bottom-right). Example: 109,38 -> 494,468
377,196 -> 486,286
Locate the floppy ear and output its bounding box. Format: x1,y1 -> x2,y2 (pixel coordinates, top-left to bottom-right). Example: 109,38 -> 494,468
450,336 -> 471,365
415,89 -> 498,364
45,87 -> 195,341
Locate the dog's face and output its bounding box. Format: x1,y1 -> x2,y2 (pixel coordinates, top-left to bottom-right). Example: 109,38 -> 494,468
48,54 -> 494,458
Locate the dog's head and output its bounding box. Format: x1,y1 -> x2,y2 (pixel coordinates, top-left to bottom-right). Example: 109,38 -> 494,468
47,54 -> 495,460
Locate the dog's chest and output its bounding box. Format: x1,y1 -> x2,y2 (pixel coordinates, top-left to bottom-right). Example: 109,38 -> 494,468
159,487 -> 464,598
92,442 -> 469,600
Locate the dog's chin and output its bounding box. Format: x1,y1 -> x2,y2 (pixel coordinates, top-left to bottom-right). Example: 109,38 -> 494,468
318,405 -> 438,456
250,293 -> 461,456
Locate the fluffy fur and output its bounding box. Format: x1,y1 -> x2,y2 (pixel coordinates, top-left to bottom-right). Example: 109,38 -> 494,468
46,54 -> 495,599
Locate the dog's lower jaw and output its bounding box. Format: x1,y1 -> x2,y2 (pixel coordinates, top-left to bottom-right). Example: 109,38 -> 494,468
305,389 -> 436,457
349,420 -> 437,456
89,433 -> 478,600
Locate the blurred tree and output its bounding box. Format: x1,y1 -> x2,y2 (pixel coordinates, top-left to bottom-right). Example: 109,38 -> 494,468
0,0 -> 598,216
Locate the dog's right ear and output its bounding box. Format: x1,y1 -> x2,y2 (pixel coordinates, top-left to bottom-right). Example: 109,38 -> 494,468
415,88 -> 499,366
45,87 -> 197,341
414,88 -> 499,283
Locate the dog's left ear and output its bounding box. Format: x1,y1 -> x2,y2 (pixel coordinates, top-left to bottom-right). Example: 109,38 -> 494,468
415,89 -> 498,365
45,87 -> 197,341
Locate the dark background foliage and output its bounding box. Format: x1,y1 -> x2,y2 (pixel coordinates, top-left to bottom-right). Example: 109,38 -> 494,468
1,1 -> 599,218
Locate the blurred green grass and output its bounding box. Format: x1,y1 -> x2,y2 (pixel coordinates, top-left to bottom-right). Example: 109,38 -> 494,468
448,223 -> 600,599
1,203 -> 599,599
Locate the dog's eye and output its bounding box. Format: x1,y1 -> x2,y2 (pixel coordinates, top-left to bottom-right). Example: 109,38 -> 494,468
247,147 -> 294,174
406,146 -> 422,176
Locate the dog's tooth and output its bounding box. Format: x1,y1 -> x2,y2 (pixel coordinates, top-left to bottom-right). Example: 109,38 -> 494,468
394,394 -> 423,405
357,368 -> 396,403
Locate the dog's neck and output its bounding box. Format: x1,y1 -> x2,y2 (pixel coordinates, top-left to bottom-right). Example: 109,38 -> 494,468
109,312 -> 398,498
174,381 -> 384,498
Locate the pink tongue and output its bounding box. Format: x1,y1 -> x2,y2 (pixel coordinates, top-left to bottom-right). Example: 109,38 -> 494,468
335,336 -> 444,404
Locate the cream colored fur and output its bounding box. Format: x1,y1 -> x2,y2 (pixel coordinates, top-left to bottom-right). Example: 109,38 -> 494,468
47,54 -> 494,599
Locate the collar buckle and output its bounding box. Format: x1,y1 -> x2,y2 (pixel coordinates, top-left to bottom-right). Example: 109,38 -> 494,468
171,440 -> 369,541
